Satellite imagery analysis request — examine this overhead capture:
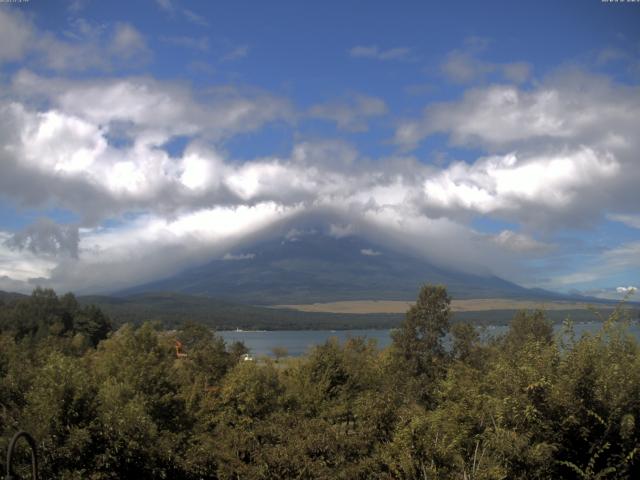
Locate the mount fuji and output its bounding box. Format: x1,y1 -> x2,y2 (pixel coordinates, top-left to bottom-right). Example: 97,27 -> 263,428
118,216 -> 562,305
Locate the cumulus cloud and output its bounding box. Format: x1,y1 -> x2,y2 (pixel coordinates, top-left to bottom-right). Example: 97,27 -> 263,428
349,45 -> 412,61
110,22 -> 149,59
502,62 -> 532,83
11,71 -> 292,142
2,71 -> 633,291
0,72 -> 294,223
0,201 -> 528,294
42,202 -> 294,294
616,286 -> 637,295
49,21 -> 149,71
0,9 -> 32,63
0,85 -> 402,229
0,232 -> 57,282
396,70 -> 640,150
420,147 -> 620,228
0,8 -> 638,295
393,70 -> 640,232
440,38 -> 531,85
441,51 -> 495,84
5,219 -> 79,258
309,94 -> 387,132
0,10 -> 150,72
328,224 -> 357,238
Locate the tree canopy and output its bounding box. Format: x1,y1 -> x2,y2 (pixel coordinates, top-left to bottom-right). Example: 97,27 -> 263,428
1,286 -> 639,479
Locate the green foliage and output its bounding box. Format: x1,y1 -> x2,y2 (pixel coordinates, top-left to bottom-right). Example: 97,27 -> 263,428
391,284 -> 452,405
1,287 -> 640,479
0,288 -> 112,347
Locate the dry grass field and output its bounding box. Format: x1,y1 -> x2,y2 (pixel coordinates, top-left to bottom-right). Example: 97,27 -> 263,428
272,299 -> 612,314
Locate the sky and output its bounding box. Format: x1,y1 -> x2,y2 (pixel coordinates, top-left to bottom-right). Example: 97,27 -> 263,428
0,0 -> 639,298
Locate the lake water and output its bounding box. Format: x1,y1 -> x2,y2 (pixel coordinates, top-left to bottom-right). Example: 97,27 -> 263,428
219,321 -> 640,357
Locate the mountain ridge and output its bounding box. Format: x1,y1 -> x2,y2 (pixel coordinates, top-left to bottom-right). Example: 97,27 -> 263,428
117,231 -> 593,305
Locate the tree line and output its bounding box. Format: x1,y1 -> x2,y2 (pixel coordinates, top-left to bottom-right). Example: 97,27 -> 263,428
1,286 -> 639,479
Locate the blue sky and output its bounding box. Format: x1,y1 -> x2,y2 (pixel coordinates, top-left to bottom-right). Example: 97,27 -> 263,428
0,0 -> 638,297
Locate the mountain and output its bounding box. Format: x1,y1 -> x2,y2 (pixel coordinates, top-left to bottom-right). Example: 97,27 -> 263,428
0,290 -> 28,303
118,231 -> 561,305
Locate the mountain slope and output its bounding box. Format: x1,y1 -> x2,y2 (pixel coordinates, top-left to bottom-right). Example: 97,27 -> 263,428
119,233 -> 554,304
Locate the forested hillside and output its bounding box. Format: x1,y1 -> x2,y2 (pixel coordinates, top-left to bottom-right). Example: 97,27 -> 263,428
1,287 -> 639,479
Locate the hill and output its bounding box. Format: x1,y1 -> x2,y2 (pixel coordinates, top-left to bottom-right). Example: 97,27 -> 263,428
78,292 -> 404,330
118,231 -> 566,304
73,292 -> 640,330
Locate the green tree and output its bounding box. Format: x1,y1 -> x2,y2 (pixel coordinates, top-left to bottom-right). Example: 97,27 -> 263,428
504,309 -> 553,349
21,352 -> 99,479
73,304 -> 112,347
391,284 -> 451,405
451,321 -> 481,366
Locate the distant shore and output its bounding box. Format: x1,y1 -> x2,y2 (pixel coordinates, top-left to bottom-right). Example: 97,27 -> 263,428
272,298 -> 621,314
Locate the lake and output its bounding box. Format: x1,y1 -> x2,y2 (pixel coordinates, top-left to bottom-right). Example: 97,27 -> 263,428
219,320 -> 640,357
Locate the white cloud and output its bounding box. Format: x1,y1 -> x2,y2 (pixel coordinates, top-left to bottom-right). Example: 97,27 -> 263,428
3,75 -> 635,291
392,70 -> 640,233
17,74 -> 292,141
161,35 -> 209,52
309,94 -> 387,132
440,38 -> 531,85
0,9 -> 32,63
11,70 -> 292,138
360,248 -> 381,256
181,9 -> 209,27
5,218 -> 79,258
441,50 -> 531,83
0,9 -> 638,299
441,50 -> 494,84
222,45 -> 249,61
502,62 -> 531,83
608,214 -> 640,229
0,10 -> 149,72
395,70 -> 640,150
543,241 -> 640,291
225,161 -> 312,202
41,21 -> 149,72
616,286 -> 637,295
223,252 -> 255,261
0,233 -> 57,282
554,272 -> 600,286
68,0 -> 89,13
328,224 -> 356,238
284,228 -> 317,242
46,203 -> 294,293
154,0 -> 208,26
420,147 -> 619,228
603,242 -> 640,270
0,80 -> 293,224
179,148 -> 225,191
491,230 -> 552,254
155,0 -> 172,10
349,45 -> 412,61
110,22 -> 149,59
